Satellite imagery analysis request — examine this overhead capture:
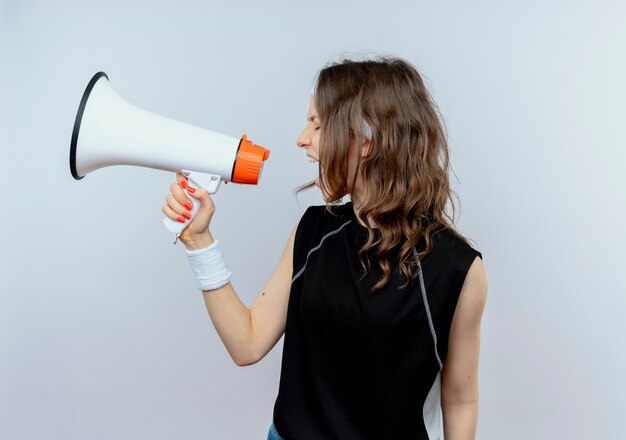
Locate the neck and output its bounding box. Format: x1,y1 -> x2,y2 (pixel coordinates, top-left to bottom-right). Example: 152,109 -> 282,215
350,195 -> 378,229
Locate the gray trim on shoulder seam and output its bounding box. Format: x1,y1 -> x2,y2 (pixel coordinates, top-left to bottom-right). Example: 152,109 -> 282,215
291,220 -> 352,283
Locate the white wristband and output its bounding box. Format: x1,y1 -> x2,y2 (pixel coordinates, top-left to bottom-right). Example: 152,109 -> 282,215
185,239 -> 232,291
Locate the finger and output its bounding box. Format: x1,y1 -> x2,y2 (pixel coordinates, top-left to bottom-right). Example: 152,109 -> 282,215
187,187 -> 215,211
170,182 -> 194,210
175,172 -> 194,200
176,172 -> 195,193
176,172 -> 188,186
161,204 -> 187,224
165,194 -> 192,219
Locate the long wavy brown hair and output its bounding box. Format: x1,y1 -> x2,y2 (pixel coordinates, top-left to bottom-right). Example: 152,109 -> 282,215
301,57 -> 472,292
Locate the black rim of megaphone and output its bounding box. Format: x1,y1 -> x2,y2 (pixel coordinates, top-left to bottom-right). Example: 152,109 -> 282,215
70,71 -> 109,180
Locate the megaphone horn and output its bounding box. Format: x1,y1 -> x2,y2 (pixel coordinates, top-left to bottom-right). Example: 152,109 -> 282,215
69,72 -> 269,239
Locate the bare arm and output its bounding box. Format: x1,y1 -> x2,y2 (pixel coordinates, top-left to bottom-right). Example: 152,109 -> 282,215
201,225 -> 295,366
441,256 -> 488,440
162,174 -> 295,367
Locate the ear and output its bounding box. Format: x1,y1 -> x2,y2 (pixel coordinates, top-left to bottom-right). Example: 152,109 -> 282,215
361,138 -> 372,158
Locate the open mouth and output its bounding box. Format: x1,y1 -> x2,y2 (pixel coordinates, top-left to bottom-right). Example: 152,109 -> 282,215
306,156 -> 321,187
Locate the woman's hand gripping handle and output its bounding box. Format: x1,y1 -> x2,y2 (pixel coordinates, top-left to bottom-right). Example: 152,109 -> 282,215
162,171 -> 218,250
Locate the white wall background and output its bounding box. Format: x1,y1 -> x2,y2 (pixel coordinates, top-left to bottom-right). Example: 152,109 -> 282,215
1,1 -> 625,439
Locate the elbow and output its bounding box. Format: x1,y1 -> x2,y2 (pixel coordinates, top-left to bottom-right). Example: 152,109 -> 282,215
233,352 -> 261,367
442,396 -> 479,407
441,383 -> 479,406
441,389 -> 479,406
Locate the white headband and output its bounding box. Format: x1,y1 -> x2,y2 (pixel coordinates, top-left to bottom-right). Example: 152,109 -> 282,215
362,120 -> 372,140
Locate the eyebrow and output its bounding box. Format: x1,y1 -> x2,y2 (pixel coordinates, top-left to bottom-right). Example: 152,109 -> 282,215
308,115 -> 320,122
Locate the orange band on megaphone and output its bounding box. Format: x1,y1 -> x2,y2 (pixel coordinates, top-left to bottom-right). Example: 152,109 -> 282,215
232,135 -> 270,184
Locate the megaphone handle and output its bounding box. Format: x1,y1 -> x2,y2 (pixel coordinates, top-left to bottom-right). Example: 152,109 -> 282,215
162,170 -> 222,241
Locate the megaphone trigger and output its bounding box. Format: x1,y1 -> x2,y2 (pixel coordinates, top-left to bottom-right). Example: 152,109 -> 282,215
182,170 -> 222,194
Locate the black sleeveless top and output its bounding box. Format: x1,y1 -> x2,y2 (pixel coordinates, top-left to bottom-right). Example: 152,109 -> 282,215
272,202 -> 482,440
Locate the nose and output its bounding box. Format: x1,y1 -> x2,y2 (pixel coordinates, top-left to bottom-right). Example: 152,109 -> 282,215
296,128 -> 311,149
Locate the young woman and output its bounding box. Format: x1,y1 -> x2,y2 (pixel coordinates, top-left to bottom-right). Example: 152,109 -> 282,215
163,57 -> 488,440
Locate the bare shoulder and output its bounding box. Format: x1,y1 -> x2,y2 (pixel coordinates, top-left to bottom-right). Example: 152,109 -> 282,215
441,255 -> 487,402
434,227 -> 486,303
458,256 -> 488,320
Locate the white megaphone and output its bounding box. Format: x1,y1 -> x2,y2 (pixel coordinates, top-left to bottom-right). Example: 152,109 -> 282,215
70,72 -> 270,240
